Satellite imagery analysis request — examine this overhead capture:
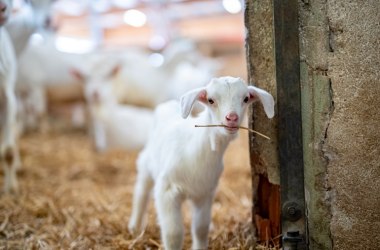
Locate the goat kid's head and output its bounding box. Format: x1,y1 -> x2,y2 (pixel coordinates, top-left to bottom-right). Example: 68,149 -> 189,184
71,64 -> 121,105
180,76 -> 274,135
0,0 -> 13,26
27,0 -> 56,30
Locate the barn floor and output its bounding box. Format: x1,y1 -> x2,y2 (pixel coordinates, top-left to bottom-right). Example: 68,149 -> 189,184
0,121 -> 271,249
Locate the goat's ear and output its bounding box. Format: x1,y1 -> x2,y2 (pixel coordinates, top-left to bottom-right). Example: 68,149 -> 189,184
70,68 -> 86,83
180,87 -> 207,119
248,86 -> 275,118
107,64 -> 121,79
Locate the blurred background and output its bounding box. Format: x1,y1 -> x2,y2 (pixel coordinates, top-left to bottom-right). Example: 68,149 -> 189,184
52,0 -> 245,56
12,0 -> 247,129
1,1 -> 258,249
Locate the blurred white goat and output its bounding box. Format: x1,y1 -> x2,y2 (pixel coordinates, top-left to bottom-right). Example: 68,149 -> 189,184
112,39 -> 221,108
15,34 -> 86,132
5,0 -> 55,132
129,77 -> 274,249
0,0 -> 20,194
72,63 -> 154,152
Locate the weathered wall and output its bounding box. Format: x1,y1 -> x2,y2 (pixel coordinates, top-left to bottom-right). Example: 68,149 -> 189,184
301,0 -> 380,248
325,0 -> 380,249
246,0 -> 380,249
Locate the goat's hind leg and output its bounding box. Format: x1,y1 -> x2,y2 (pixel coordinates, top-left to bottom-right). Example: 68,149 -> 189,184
129,168 -> 154,234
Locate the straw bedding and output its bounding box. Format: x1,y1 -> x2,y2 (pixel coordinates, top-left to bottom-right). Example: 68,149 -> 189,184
0,125 -> 271,249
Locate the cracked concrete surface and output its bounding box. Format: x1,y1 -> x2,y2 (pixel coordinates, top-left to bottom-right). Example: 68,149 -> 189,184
301,0 -> 379,249
326,0 -> 380,249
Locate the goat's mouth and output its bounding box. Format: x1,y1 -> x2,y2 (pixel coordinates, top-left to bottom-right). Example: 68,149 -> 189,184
0,10 -> 9,24
0,16 -> 8,25
223,124 -> 239,133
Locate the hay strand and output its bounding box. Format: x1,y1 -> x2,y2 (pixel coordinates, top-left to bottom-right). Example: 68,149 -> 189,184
148,238 -> 162,248
195,124 -> 271,140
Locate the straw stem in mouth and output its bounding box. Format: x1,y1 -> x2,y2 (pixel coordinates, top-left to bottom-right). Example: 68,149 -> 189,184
194,125 -> 271,140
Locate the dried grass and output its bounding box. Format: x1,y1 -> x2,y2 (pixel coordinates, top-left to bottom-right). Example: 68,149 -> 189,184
194,125 -> 271,140
0,125 -> 277,249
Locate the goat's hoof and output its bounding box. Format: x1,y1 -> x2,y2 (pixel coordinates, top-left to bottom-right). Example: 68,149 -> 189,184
128,225 -> 137,235
3,147 -> 15,166
128,223 -> 142,236
3,183 -> 19,196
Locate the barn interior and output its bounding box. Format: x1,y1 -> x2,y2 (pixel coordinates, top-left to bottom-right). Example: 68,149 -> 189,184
0,0 -> 272,249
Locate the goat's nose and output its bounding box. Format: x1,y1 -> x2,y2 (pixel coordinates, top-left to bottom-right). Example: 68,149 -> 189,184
226,112 -> 239,122
44,17 -> 52,28
92,91 -> 100,101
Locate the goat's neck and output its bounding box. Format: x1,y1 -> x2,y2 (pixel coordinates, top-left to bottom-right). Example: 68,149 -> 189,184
90,101 -> 111,119
0,28 -> 4,40
91,99 -> 117,111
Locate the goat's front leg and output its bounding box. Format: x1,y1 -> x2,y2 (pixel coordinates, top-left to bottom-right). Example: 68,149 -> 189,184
2,150 -> 18,194
92,119 -> 107,152
2,86 -> 20,193
155,180 -> 184,250
191,195 -> 214,250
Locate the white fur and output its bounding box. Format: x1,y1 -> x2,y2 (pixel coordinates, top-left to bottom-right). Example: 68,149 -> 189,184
0,0 -> 20,194
15,34 -> 86,132
6,0 -> 53,58
74,63 -> 154,152
5,0 -> 54,132
129,76 -> 275,250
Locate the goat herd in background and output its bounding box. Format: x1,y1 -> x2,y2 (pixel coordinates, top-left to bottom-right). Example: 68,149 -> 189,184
0,1 -> 275,249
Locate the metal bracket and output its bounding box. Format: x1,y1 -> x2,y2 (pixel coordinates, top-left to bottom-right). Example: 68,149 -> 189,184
283,231 -> 304,250
282,201 -> 303,222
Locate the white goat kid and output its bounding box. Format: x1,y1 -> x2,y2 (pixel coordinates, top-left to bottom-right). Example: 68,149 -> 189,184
0,0 -> 20,194
72,65 -> 154,152
129,76 -> 275,250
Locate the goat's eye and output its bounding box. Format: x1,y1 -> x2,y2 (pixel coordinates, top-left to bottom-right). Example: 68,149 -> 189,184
208,98 -> 214,104
244,96 -> 249,103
